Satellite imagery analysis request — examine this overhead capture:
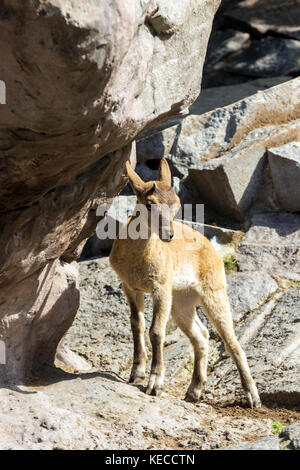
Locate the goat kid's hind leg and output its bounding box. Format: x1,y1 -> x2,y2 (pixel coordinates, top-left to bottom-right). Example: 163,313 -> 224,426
172,298 -> 209,402
123,284 -> 147,385
147,286 -> 172,397
201,288 -> 261,408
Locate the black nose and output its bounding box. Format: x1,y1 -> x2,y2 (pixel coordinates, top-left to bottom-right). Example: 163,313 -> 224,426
164,232 -> 174,242
162,230 -> 174,242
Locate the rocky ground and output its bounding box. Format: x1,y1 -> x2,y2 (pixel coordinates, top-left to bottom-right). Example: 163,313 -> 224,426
1,244 -> 299,450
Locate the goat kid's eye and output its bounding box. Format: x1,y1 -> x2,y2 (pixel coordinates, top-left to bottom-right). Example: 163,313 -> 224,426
146,203 -> 152,211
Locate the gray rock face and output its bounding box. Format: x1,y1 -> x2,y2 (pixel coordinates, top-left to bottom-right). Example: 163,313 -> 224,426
224,37 -> 300,78
137,77 -> 299,167
205,289 -> 300,406
189,76 -> 290,117
0,1 -> 220,211
0,0 -> 220,382
138,76 -> 291,141
225,0 -> 300,41
227,272 -> 278,322
237,213 -> 300,281
268,142 -> 300,212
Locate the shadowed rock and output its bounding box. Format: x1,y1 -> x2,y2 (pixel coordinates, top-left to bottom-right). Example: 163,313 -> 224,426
223,37 -> 300,78
224,0 -> 300,40
268,142 -> 300,212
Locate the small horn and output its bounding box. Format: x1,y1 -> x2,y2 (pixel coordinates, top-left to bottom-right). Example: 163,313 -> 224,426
157,158 -> 171,188
125,161 -> 146,194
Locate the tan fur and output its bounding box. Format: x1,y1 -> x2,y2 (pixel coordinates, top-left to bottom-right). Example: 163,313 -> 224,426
109,159 -> 261,407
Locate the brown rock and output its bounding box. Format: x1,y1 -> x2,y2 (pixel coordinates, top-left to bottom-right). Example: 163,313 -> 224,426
0,0 -> 220,382
0,0 -> 220,212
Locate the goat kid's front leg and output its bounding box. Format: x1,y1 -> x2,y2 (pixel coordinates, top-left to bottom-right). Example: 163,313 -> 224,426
146,286 -> 172,397
123,284 -> 147,385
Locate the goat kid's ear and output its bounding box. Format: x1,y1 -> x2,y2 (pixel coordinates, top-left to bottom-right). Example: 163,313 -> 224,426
125,160 -> 146,195
158,158 -> 171,188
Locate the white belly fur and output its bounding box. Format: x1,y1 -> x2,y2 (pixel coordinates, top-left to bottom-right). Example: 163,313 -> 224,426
172,265 -> 200,291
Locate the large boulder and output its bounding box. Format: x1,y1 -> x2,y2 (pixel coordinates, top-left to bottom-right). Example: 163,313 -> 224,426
189,143 -> 267,221
0,0 -> 220,382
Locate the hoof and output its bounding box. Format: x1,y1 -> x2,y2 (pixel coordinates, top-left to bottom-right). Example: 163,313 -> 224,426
129,375 -> 145,385
146,373 -> 164,397
184,390 -> 201,403
146,386 -> 163,397
245,391 -> 262,409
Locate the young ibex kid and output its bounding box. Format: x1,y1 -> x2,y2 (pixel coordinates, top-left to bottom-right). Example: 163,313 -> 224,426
109,158 -> 261,408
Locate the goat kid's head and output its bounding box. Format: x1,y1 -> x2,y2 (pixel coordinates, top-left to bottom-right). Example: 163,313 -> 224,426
125,158 -> 180,242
